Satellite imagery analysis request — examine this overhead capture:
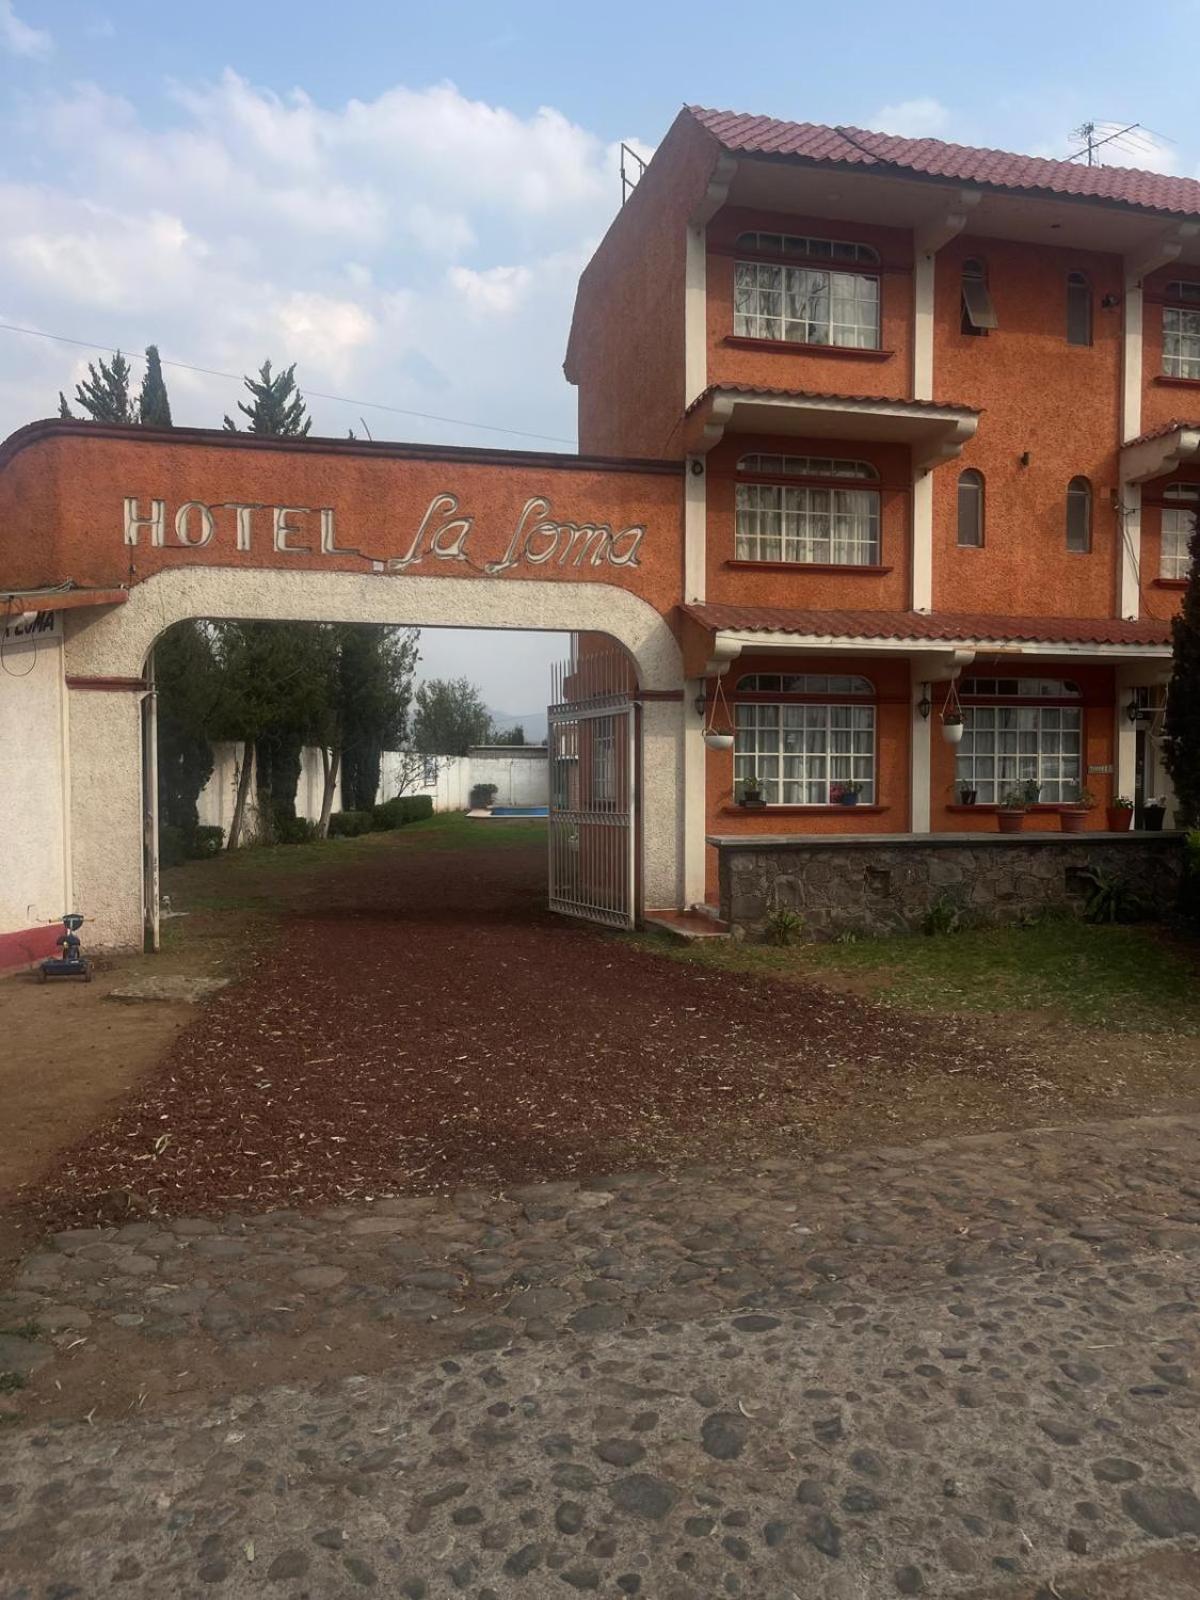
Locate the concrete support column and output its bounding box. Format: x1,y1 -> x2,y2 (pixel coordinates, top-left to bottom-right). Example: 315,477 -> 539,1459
1119,482 -> 1142,621
640,697 -> 687,911
910,676 -> 932,833
911,472 -> 934,613
681,681 -> 707,906
67,684 -> 144,950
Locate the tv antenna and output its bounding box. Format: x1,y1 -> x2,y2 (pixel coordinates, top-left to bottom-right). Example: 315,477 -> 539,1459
1068,120 -> 1175,167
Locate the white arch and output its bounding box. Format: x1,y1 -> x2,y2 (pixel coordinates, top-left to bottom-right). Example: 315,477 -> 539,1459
64,567 -> 683,689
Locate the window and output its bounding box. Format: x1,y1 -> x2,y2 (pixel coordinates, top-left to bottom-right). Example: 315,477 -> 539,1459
1066,476 -> 1092,553
735,483 -> 880,565
590,716 -> 618,807
957,469 -> 984,547
733,233 -> 881,349
737,454 -> 878,481
421,756 -> 440,787
1162,484 -> 1199,579
1163,282 -> 1200,379
738,673 -> 873,696
1066,272 -> 1092,347
956,705 -> 1082,803
961,258 -> 998,335
735,702 -> 876,804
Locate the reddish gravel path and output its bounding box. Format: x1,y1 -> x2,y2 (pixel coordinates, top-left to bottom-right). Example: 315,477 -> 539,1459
33,836 -> 1023,1221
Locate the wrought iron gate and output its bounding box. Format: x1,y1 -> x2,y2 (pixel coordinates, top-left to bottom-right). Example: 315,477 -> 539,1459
547,646 -> 637,930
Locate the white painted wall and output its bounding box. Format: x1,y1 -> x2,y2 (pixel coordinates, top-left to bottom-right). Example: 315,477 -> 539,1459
0,615 -> 70,930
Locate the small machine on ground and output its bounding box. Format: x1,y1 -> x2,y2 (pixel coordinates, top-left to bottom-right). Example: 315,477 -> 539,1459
40,913 -> 92,982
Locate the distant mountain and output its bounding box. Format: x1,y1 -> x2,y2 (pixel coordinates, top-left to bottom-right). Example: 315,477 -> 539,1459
488,709 -> 548,743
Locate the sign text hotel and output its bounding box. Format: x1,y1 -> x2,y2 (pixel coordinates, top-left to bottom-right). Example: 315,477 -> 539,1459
122,493 -> 645,575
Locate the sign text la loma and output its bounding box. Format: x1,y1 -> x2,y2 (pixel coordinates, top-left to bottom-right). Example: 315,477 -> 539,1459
122,491 -> 645,575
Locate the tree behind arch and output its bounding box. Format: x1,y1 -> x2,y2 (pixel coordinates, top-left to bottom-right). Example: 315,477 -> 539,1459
1165,509 -> 1200,827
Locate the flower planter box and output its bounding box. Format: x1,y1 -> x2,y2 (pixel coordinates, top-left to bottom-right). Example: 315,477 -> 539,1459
1059,807 -> 1089,833
1105,806 -> 1133,832
740,796 -> 767,811
996,809 -> 1027,834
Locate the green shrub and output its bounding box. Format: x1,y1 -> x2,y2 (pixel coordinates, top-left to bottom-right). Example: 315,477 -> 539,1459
275,816 -> 318,845
330,809 -> 373,838
1080,867 -> 1145,924
764,906 -> 805,946
372,794 -> 435,830
470,783 -> 499,810
1181,829 -> 1200,926
922,895 -> 962,936
159,824 -> 188,869
189,825 -> 223,859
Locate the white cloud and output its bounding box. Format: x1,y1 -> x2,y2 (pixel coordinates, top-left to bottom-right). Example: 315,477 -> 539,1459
0,0 -> 51,57
870,97 -> 951,139
0,75 -> 644,449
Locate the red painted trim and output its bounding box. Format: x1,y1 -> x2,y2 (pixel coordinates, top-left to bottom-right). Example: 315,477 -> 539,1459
0,923 -> 60,972
724,335 -> 894,361
947,803 -> 1085,814
66,675 -> 148,691
1,588 -> 127,612
633,689 -> 684,702
1152,577 -> 1189,590
720,803 -> 889,816
0,418 -> 686,478
726,559 -> 894,576
1153,375 -> 1200,389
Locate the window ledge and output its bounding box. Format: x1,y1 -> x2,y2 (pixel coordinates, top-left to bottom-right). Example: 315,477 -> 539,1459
1152,577 -> 1190,590
723,335 -> 895,362
947,803 -> 1086,814
1154,374 -> 1200,388
721,803 -> 889,816
725,559 -> 893,575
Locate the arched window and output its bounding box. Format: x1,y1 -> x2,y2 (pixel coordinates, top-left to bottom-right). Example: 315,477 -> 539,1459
961,258 -> 997,336
1066,272 -> 1092,347
957,469 -> 984,547
1164,284 -> 1200,379
734,233 -> 881,350
737,673 -> 874,696
1066,476 -> 1092,552
1162,483 -> 1199,579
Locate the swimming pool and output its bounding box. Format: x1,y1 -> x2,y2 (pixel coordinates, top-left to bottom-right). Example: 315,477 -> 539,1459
489,805 -> 549,817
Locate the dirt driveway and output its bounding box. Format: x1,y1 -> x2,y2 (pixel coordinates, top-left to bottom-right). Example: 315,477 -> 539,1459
4,816 -> 1195,1230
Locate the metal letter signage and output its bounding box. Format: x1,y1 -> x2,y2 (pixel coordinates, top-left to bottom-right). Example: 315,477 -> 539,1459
119,492 -> 645,576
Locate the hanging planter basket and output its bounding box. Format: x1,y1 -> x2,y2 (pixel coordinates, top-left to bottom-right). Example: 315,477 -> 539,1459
701,674 -> 736,751
940,682 -> 965,745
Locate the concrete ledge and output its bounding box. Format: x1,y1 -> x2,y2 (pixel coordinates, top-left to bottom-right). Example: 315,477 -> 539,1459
708,830 -> 1185,850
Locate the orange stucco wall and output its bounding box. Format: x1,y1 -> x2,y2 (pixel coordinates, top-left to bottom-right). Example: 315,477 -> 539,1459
0,424 -> 685,617
706,207 -> 914,402
567,114 -> 719,460
1139,265 -> 1200,439
704,652 -> 912,897
703,434 -> 912,611
932,235 -> 1124,618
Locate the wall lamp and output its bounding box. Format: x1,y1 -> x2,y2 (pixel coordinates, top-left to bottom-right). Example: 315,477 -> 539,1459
694,691 -> 708,716
1126,697 -> 1151,725
916,684 -> 933,720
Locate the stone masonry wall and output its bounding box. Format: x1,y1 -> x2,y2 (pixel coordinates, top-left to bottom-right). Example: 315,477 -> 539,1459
714,833 -> 1184,941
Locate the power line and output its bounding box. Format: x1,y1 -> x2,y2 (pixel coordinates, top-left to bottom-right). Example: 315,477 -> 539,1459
0,320 -> 576,447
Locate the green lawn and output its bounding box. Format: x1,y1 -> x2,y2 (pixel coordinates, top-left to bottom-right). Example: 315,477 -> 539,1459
642,919 -> 1200,1035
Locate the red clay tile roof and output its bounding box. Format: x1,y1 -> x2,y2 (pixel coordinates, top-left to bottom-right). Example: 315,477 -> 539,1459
1125,418 -> 1200,447
684,384 -> 978,417
687,106 -> 1200,221
681,603 -> 1173,649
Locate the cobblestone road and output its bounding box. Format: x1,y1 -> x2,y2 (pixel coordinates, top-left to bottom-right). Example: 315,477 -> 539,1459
2,1113 -> 1200,1597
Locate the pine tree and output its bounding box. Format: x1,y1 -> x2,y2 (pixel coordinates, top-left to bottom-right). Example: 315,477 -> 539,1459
223,360 -> 311,436
138,345 -> 173,427
1165,510 -> 1200,827
57,392 -> 73,419
68,352 -> 137,423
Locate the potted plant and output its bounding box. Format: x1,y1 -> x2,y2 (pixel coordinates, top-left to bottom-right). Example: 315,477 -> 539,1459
1058,784 -> 1095,833
940,710 -> 964,746
1105,795 -> 1134,832
1143,796 -> 1168,832
996,778 -> 1040,833
957,781 -> 978,806
832,780 -> 864,808
739,772 -> 766,810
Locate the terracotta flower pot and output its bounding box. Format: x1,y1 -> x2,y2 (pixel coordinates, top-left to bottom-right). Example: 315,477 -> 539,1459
996,808 -> 1027,834
1105,806 -> 1133,831
1059,807 -> 1088,833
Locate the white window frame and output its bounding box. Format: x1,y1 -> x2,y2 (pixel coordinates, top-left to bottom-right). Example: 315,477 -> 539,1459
734,253 -> 881,349
956,705 -> 1083,804
737,454 -> 878,481
735,482 -> 881,566
1066,477 -> 1092,553
738,673 -> 874,696
734,701 -> 876,805
1163,285 -> 1200,379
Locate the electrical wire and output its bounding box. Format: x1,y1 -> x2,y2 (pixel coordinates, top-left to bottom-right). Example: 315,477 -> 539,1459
0,321 -> 576,447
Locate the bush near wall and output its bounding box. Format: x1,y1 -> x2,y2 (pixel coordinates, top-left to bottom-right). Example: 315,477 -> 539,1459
371,795 -> 435,830
160,823 -> 227,867
329,809 -> 374,838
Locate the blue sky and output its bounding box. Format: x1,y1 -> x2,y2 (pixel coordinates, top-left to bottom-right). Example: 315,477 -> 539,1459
2,0 -> 1197,702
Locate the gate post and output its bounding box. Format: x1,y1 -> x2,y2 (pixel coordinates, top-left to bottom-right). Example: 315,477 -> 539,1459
639,696 -> 686,912
66,679 -> 146,950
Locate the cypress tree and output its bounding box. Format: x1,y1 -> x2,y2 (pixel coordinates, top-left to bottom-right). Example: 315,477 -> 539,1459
223,360 -> 311,436
138,345 -> 173,427
1165,510 -> 1200,827
68,351 -> 137,423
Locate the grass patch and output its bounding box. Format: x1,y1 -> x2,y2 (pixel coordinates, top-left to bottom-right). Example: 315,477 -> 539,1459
638,919 -> 1200,1035
0,1371 -> 26,1394
0,1322 -> 41,1341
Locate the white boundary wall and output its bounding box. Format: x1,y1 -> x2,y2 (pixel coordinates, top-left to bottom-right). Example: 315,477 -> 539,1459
0,612 -> 70,932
